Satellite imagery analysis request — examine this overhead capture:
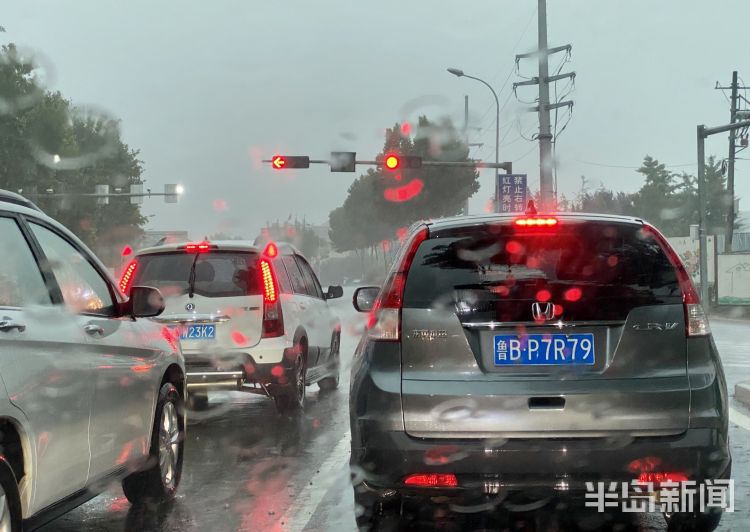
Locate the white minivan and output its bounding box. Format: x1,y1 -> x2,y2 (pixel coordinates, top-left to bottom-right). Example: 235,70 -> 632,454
121,240 -> 342,413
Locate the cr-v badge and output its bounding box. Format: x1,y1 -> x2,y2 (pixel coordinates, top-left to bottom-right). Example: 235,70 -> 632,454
632,322 -> 678,331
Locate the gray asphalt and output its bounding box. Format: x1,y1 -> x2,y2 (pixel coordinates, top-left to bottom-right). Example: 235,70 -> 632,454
39,303 -> 750,532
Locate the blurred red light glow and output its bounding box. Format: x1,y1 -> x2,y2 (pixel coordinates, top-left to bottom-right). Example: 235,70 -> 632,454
384,179 -> 424,202
564,287 -> 582,302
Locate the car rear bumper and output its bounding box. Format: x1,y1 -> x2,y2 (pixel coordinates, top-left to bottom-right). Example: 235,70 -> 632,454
351,428 -> 731,499
184,339 -> 296,394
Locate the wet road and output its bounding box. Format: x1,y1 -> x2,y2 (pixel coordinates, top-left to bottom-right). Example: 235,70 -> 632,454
40,306 -> 750,532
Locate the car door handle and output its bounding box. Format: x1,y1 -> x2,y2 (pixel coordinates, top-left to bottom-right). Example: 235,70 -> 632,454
0,317 -> 26,333
83,323 -> 105,336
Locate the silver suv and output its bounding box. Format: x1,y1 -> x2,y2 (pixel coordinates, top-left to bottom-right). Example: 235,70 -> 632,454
350,213 -> 730,531
0,191 -> 186,531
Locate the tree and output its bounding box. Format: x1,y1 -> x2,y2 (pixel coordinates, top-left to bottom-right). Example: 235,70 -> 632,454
570,183 -> 635,215
328,116 -> 478,251
0,44 -> 146,266
630,156 -> 686,235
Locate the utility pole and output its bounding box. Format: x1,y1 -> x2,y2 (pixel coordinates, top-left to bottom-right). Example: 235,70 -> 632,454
514,0 -> 574,212
536,0 -> 554,210
464,95 -> 470,215
697,118 -> 750,304
715,71 -> 750,252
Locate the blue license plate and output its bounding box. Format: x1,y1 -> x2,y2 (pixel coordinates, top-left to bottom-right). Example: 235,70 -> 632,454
181,324 -> 216,340
493,333 -> 595,366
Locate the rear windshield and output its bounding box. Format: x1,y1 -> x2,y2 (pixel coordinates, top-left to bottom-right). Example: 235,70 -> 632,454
133,251 -> 261,298
403,221 -> 681,322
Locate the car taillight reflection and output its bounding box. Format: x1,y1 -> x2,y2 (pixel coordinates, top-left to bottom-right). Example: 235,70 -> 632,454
119,260 -> 138,294
403,473 -> 458,488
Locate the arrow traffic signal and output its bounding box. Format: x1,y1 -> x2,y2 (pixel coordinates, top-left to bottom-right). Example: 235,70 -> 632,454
271,155 -> 310,170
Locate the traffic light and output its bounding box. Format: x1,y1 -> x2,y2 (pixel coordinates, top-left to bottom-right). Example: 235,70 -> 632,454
330,151 -> 356,172
381,153 -> 422,170
271,155 -> 310,170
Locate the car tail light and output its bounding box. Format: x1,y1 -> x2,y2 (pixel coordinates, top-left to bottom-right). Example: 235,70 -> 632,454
636,472 -> 688,487
260,259 -> 283,338
119,259 -> 138,295
367,227 -> 428,341
264,241 -> 278,258
403,473 -> 458,488
514,217 -> 558,227
643,225 -> 710,337
182,241 -> 213,253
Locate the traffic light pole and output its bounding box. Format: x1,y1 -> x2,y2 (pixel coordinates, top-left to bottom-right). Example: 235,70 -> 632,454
696,118 -> 750,305
264,158 -> 513,170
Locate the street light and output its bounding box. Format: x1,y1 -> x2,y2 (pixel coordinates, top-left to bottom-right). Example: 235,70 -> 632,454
447,67 -> 500,214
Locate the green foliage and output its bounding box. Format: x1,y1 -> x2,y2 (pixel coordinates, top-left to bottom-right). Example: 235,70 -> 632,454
0,43 -> 146,266
328,116 -> 478,252
569,155 -> 735,237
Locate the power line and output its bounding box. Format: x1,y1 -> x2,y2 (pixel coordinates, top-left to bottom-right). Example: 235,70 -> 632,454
576,159 -> 695,170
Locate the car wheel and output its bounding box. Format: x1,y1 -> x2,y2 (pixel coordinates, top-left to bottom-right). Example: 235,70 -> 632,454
665,509 -> 723,532
274,342 -> 306,414
187,390 -> 209,411
0,457 -> 22,532
122,382 -> 184,505
318,332 -> 340,392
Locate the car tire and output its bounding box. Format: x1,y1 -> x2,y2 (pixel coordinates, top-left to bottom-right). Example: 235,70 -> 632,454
0,457 -> 22,532
666,509 -> 723,532
318,332 -> 340,392
122,382 -> 184,505
187,390 -> 209,411
274,341 -> 306,414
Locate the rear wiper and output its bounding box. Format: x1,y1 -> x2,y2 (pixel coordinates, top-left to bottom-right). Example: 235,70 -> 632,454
187,253 -> 201,298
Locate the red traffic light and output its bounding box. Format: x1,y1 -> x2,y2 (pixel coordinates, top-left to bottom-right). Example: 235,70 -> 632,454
385,154 -> 400,170
272,155 -> 286,169
381,154 -> 421,170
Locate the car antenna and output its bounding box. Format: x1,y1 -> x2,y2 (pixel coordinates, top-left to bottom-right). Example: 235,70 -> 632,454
525,200 -> 538,215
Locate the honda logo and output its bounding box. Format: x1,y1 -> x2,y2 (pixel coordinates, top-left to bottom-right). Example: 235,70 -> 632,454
531,302 -> 556,321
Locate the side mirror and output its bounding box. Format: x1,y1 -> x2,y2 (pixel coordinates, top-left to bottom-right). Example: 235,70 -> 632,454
353,286 -> 380,313
129,286 -> 165,318
325,285 -> 344,300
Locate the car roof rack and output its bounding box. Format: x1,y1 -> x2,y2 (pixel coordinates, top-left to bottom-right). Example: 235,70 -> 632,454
0,189 -> 42,212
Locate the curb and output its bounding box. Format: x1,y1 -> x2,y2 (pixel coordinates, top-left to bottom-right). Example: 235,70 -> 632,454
735,383 -> 750,409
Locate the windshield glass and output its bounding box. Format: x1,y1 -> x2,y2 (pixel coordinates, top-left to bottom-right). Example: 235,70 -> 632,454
405,221 -> 681,321
133,251 -> 261,298
2,2 -> 750,531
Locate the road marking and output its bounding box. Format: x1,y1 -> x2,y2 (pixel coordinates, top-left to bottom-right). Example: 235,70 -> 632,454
278,434 -> 350,531
729,407 -> 750,432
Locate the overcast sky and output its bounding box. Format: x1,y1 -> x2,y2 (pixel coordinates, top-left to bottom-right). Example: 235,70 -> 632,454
4,0 -> 749,238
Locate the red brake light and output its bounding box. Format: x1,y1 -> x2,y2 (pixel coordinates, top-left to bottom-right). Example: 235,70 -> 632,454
184,241 -> 211,253
643,224 -> 709,336
514,217 -> 558,227
260,259 -> 277,303
119,260 -> 138,294
637,472 -> 688,486
260,258 -> 284,338
264,242 -> 278,258
367,227 -> 428,341
403,473 -> 458,488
